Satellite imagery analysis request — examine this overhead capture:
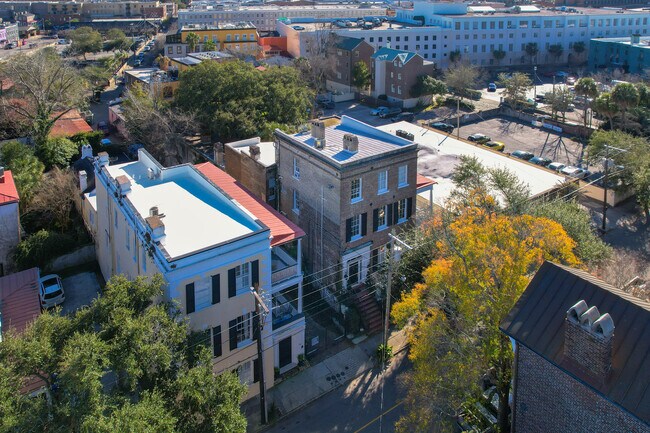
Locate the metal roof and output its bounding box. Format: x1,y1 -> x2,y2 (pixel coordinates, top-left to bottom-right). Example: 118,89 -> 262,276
501,261 -> 650,424
0,170 -> 19,206
371,47 -> 417,65
0,268 -> 41,337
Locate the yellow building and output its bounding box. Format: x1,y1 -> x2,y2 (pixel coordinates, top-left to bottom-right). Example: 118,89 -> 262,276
165,23 -> 259,59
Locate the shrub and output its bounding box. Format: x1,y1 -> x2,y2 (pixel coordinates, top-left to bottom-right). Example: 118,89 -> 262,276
376,343 -> 393,366
0,140 -> 44,205
70,131 -> 104,153
37,137 -> 78,169
13,229 -> 76,270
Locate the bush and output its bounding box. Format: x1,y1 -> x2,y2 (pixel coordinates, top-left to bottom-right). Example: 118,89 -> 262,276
376,344 -> 393,366
465,89 -> 482,101
13,229 -> 77,270
70,131 -> 104,153
37,137 -> 78,169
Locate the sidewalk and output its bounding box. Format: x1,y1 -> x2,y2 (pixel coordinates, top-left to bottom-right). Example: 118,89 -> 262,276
245,328 -> 409,432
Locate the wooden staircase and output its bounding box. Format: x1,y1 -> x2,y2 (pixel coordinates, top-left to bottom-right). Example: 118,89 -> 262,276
352,286 -> 383,335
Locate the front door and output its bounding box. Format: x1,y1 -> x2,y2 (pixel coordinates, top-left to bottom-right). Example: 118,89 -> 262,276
279,336 -> 292,369
348,258 -> 361,287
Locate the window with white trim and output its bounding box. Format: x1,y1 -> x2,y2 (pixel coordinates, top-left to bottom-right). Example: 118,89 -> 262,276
351,178 -> 362,203
378,170 -> 388,194
377,206 -> 388,230
292,190 -> 300,214
398,165 -> 408,188
350,214 -> 362,240
293,157 -> 300,179
236,312 -> 253,348
237,360 -> 253,385
398,198 -> 408,223
235,263 -> 250,292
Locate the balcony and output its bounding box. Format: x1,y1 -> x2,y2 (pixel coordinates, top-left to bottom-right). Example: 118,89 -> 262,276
272,287 -> 303,331
271,242 -> 300,285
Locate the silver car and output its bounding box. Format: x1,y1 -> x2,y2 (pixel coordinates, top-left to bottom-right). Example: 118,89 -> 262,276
39,274 -> 65,309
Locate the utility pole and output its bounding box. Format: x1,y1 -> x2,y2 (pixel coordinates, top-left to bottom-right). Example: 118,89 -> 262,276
456,97 -> 460,139
251,284 -> 269,425
601,144 -> 609,233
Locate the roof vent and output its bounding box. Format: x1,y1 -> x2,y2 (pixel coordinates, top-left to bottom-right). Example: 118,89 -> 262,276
149,206 -> 159,217
145,215 -> 165,242
311,120 -> 325,140
314,138 -> 326,149
567,300 -> 588,322
116,175 -> 131,194
579,306 -> 601,328
342,133 -> 359,153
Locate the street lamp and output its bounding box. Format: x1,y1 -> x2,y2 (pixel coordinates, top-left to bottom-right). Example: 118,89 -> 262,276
533,66 -> 537,100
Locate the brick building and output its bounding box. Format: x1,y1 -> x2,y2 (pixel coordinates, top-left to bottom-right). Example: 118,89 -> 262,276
326,36 -> 374,95
501,261 -> 650,433
274,116 -> 419,331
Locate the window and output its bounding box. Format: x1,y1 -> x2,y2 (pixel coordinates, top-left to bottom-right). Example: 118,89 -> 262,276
398,198 -> 408,223
212,326 -> 222,357
351,178 -> 362,203
292,190 -> 300,214
376,205 -> 388,231
398,165 -> 408,188
235,263 -> 250,293
235,313 -> 253,349
237,359 -> 253,385
378,170 -> 388,194
350,214 -> 361,240
293,157 -> 300,179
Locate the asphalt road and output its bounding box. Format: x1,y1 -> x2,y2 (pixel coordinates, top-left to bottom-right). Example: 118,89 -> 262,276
267,350 -> 410,433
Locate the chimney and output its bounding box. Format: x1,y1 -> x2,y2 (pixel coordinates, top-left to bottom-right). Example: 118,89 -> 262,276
249,144 -> 261,160
79,170 -> 88,192
0,166 -> 4,182
98,152 -> 109,168
116,175 -> 131,195
342,133 -> 359,153
564,300 -> 615,378
311,120 -> 326,140
81,143 -> 93,159
146,215 -> 166,242
631,34 -> 641,45
214,142 -> 224,167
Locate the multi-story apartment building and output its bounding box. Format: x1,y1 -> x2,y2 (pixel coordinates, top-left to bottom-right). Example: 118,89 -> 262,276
589,34 -> 650,74
85,149 -> 306,395
83,1 -> 167,20
326,36 -> 374,95
179,4 -> 387,32
274,116 -> 418,299
165,22 -> 258,58
279,4 -> 650,69
0,22 -> 18,46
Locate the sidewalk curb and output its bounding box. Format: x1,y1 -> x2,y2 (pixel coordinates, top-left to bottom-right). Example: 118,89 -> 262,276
251,343 -> 409,433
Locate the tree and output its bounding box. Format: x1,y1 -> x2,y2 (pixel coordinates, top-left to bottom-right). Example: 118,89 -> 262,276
0,49 -> 88,148
36,136 -> 78,169
592,92 -> 619,130
545,86 -> 574,121
69,27 -> 103,60
82,65 -> 113,89
392,208 -> 580,433
524,42 -> 538,64
492,49 -> 506,65
0,140 -> 44,205
497,72 -> 532,105
571,41 -> 586,64
185,32 -> 199,53
203,39 -> 216,52
106,28 -> 131,52
0,274 -> 248,433
547,43 -> 564,64
156,54 -> 171,71
351,61 -> 371,92
411,75 -> 447,99
449,50 -> 461,63
611,82 -> 640,130
574,77 -> 599,127
444,62 -> 479,103
26,167 -> 78,232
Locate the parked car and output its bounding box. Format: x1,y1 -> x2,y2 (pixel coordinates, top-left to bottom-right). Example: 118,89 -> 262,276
391,112 -> 415,122
371,106 -> 389,116
39,274 -> 65,309
535,94 -> 546,103
318,100 -> 335,109
379,107 -> 401,118
128,143 -> 144,158
467,133 -> 491,144
97,121 -> 110,136
429,122 -> 454,133
566,76 -> 577,86
292,25 -> 305,30
511,150 -> 535,161
529,156 -> 552,167
143,46 -> 151,52
561,166 -> 590,179
134,60 -> 142,67
483,141 -> 505,151
487,82 -> 497,92
108,97 -> 123,106
57,39 -> 68,45
547,162 -> 566,172
4,42 -> 16,49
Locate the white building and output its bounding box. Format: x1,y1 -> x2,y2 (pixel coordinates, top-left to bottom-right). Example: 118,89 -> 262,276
278,3 -> 650,68
84,149 -> 306,396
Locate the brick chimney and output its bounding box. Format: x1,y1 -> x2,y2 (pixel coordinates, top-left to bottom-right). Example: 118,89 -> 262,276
146,215 -> 165,242
81,143 -> 93,159
311,120 -> 325,140
98,152 -> 110,168
564,300 -> 615,378
343,133 -> 359,153
79,170 -> 88,192
249,144 -> 261,160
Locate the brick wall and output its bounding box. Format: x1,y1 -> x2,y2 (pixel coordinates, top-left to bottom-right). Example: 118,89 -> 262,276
513,344 -> 649,433
223,146 -> 275,206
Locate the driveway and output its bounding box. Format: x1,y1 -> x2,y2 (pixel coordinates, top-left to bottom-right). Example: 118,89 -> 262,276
61,272 -> 102,315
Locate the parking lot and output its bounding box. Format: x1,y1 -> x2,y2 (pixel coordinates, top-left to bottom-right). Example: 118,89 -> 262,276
457,116 -> 585,167
60,271 -> 102,315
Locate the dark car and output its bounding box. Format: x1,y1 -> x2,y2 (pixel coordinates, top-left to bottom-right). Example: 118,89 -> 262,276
487,83 -> 497,92
429,122 -> 454,133
511,150 -> 535,161
467,133 -> 491,144
529,156 -> 552,167
318,100 -> 335,109
391,112 -> 415,122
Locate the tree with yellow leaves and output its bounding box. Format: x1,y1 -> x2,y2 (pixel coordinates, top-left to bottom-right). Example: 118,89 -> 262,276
392,208 -> 580,433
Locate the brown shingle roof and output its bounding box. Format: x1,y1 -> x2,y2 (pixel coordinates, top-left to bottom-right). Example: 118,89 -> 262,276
500,261 -> 650,424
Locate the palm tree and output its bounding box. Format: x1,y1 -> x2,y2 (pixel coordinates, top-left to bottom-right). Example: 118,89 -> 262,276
592,92 -> 619,130
186,32 -> 199,53
203,40 -> 216,52
574,77 -> 599,128
524,42 -> 538,65
492,49 -> 506,66
449,50 -> 462,63
571,42 -> 586,65
548,44 -> 564,64
611,82 -> 640,130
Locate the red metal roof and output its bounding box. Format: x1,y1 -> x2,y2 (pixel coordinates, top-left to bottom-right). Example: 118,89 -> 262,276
0,267 -> 41,336
195,163 -> 305,247
49,109 -> 93,138
0,170 -> 20,205
416,173 -> 436,190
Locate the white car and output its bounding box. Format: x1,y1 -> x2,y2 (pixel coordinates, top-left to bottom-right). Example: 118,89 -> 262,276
39,274 -> 65,309
547,162 -> 566,172
560,166 -> 590,179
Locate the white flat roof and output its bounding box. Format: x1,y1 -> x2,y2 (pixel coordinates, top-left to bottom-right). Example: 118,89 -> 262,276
105,158 -> 259,259
226,138 -> 276,167
377,122 -> 567,205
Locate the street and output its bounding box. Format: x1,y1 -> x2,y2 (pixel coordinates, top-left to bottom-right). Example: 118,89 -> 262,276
267,350 -> 410,433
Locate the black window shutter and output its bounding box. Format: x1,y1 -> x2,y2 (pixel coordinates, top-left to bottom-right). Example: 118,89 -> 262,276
229,319 -> 237,351
228,268 -> 236,298
345,217 -> 352,242
361,213 -> 368,236
211,274 -> 220,304
212,326 -> 222,357
253,358 -> 260,383
393,201 -> 399,223
406,197 -> 413,219
372,208 -> 379,232
186,283 -> 195,314
387,203 -> 393,225
251,260 -> 259,287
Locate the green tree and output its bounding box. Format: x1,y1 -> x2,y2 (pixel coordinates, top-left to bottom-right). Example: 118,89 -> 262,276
611,82 -> 640,130
574,77 -> 599,128
492,48 -> 506,65
444,62 -> 479,103
571,41 -> 586,64
0,140 -> 44,204
497,72 -> 532,105
106,28 -> 131,51
70,27 -> 103,60
0,275 -> 248,433
82,65 -> 113,89
351,61 -> 371,92
36,136 -> 78,169
545,86 -> 574,121
0,49 -> 88,148
186,32 -> 199,53
203,39 -> 216,52
524,42 -> 538,64
592,92 -> 619,130
548,43 -> 564,64
411,75 -> 447,99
